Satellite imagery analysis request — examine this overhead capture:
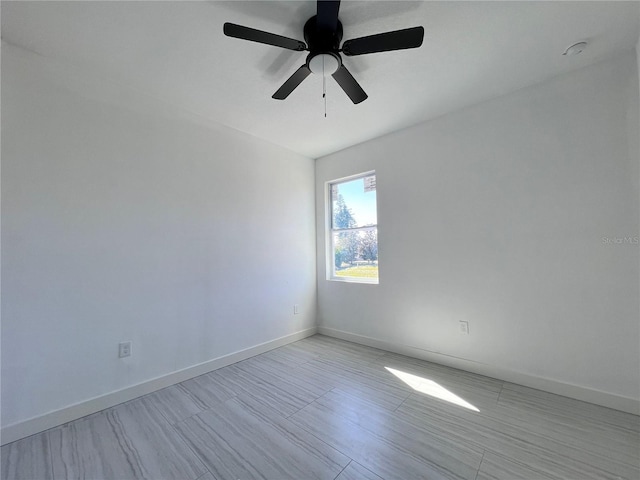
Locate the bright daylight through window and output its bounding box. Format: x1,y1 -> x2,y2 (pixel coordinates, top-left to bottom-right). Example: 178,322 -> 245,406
329,173 -> 378,283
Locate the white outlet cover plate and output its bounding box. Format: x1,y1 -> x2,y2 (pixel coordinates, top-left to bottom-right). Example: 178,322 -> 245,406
119,342 -> 132,358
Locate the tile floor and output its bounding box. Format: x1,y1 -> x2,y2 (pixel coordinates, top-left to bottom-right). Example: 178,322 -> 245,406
2,335 -> 639,479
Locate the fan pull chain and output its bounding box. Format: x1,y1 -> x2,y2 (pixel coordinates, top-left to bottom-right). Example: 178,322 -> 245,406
323,78 -> 327,117
322,56 -> 327,117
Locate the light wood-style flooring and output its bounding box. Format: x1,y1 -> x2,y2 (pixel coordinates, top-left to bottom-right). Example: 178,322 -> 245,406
2,335 -> 639,479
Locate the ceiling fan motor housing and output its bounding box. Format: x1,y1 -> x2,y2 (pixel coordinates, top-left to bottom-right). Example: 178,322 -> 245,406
304,15 -> 343,74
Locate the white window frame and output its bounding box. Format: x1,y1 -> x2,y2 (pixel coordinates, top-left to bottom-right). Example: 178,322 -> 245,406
326,171 -> 379,284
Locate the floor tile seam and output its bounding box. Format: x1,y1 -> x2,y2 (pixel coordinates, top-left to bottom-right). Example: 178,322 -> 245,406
180,380 -> 241,413
473,450 -> 486,480
234,360 -> 328,397
196,468 -> 216,480
327,385 -> 406,415
285,356 -> 315,369
336,374 -> 414,398
166,415 -> 212,480
483,440 -> 632,480
283,388 -> 335,421
332,459 -> 352,480
232,362 -> 302,391
229,388 -> 313,425
177,382 -> 223,412
231,360 -> 293,386
334,352 -> 387,365
46,428 -> 55,480
312,356 -> 374,373
141,390 -> 216,433
297,364 -> 369,391
602,451 -> 640,470
499,385 -> 640,424
169,397 -> 234,429
117,404 -> 187,480
281,409 -> 354,471
225,364 -> 310,405
306,362 -> 413,399
379,435 -> 479,480
392,391 -> 413,413
496,392 -> 588,414
394,417 -> 487,458
284,387 -> 339,421
495,382 -> 505,406
360,352 -> 387,363
299,355 -> 317,366
488,422 -> 637,459
479,447 -> 572,480
490,403 -> 640,437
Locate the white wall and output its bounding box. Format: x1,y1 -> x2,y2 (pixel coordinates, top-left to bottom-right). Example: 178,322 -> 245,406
316,51 -> 640,411
1,43 -> 316,430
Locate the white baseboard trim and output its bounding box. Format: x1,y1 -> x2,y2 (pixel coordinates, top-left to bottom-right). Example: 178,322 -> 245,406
318,326 -> 640,416
1,327 -> 317,446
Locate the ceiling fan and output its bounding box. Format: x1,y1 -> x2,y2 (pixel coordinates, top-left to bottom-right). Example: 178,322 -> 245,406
223,0 -> 424,104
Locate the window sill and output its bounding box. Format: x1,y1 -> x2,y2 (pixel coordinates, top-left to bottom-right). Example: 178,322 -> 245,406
329,276 -> 379,285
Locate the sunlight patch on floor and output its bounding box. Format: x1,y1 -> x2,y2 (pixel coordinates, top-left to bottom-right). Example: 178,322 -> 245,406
385,367 -> 480,412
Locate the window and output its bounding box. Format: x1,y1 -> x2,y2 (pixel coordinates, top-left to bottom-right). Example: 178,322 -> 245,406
328,172 -> 378,283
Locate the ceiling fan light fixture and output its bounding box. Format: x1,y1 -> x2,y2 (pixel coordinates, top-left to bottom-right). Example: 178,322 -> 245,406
309,53 -> 340,76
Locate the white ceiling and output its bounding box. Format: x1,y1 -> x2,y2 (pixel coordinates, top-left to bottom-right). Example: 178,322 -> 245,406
2,1 -> 639,158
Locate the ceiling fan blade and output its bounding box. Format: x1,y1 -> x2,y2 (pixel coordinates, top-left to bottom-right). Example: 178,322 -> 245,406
342,26 -> 424,56
317,0 -> 341,32
332,64 -> 367,104
224,23 -> 306,51
272,65 -> 312,100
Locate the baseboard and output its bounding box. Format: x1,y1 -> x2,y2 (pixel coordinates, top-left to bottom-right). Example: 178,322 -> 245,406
1,327 -> 317,446
318,326 -> 640,416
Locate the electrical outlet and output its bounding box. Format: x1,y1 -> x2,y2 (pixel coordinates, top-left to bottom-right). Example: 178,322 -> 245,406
294,304 -> 300,315
459,321 -> 469,335
118,341 -> 132,358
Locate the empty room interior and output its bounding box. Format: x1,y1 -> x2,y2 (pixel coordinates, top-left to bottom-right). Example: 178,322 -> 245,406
1,1 -> 639,479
